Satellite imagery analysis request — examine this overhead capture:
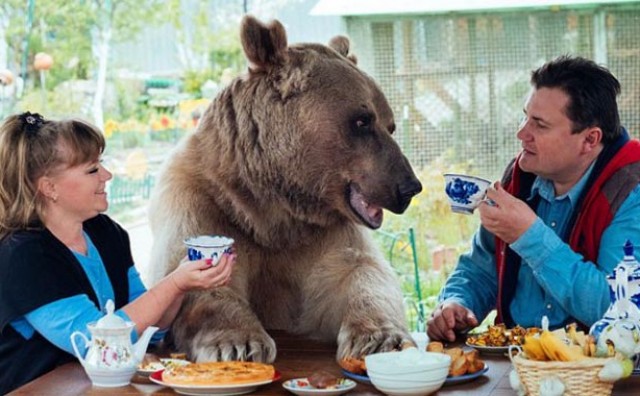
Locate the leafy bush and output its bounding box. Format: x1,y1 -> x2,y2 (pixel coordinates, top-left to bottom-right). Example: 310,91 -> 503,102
375,150 -> 483,326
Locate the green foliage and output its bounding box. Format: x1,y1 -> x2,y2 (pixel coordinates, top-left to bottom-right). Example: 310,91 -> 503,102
163,0 -> 245,96
110,79 -> 147,122
181,27 -> 244,96
376,151 -> 484,322
3,0 -> 168,92
15,84 -> 84,117
183,69 -> 218,96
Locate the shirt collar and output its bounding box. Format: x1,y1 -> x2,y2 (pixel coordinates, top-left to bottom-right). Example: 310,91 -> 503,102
528,161 -> 596,205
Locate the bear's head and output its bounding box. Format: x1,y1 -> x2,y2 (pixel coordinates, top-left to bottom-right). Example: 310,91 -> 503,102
197,16 -> 422,237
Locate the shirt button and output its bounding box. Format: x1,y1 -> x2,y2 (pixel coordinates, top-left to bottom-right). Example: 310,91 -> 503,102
550,221 -> 557,228
546,304 -> 552,309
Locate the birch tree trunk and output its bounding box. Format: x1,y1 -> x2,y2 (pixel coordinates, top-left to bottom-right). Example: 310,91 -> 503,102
91,0 -> 113,130
92,25 -> 111,129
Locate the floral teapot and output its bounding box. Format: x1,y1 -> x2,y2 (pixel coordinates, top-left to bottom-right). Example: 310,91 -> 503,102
70,300 -> 158,370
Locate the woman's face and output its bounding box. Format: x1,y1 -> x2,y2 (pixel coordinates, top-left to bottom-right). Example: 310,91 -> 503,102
44,155 -> 113,222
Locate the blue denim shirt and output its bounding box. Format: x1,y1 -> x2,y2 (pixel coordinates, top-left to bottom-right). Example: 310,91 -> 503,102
439,164 -> 640,329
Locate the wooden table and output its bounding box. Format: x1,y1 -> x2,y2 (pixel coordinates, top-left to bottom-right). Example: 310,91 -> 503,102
9,332 -> 640,395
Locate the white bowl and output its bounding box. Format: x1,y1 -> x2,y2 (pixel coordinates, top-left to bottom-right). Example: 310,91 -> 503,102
365,349 -> 450,375
366,368 -> 449,383
365,349 -> 450,396
369,382 -> 445,396
83,365 -> 137,387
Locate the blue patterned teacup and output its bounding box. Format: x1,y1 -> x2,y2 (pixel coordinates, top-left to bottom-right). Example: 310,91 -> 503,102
444,173 -> 491,214
184,235 -> 234,266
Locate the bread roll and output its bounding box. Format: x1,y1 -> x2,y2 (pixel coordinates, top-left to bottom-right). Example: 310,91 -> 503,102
426,341 -> 444,353
444,347 -> 464,360
339,357 -> 366,375
449,355 -> 469,376
464,350 -> 484,374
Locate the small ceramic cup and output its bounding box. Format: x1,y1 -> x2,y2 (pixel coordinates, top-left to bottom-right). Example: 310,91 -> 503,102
443,173 -> 492,214
184,235 -> 234,266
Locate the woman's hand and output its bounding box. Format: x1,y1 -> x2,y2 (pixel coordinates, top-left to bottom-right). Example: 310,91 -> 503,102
170,254 -> 236,292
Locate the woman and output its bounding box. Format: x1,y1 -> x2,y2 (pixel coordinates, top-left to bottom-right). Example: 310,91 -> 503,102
0,112 -> 235,393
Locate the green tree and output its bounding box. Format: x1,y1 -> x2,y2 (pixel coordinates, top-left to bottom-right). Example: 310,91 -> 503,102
3,0 -> 168,123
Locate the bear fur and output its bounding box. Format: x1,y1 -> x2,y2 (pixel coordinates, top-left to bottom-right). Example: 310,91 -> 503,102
148,15 -> 423,363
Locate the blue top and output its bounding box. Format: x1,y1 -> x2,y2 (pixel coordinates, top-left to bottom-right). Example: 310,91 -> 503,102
439,164 -> 640,329
10,232 -> 166,354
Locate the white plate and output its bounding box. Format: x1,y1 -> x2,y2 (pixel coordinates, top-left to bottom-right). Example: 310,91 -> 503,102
443,363 -> 489,385
149,369 -> 280,396
282,378 -> 356,396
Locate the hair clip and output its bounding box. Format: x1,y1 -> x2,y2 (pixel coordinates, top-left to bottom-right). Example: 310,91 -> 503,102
18,111 -> 44,136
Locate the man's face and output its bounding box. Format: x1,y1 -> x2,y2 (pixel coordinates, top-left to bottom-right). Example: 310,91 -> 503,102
516,87 -> 590,185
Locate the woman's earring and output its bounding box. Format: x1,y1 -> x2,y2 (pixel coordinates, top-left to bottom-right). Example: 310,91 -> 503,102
51,195 -> 58,203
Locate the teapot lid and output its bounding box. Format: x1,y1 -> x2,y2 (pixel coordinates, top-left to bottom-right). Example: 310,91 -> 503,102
95,300 -> 127,329
624,240 -> 634,257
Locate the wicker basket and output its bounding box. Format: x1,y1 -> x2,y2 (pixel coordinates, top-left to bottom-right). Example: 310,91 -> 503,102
510,352 -> 614,396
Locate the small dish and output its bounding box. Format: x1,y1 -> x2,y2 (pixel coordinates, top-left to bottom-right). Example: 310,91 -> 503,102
149,369 -> 280,395
136,358 -> 190,377
340,369 -> 371,385
282,378 -> 356,396
443,363 -> 489,386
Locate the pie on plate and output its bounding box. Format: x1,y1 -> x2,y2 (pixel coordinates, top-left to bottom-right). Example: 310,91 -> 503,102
149,369 -> 281,396
162,361 -> 276,386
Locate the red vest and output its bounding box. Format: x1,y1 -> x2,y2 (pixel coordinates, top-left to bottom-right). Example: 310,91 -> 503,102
495,139 -> 640,326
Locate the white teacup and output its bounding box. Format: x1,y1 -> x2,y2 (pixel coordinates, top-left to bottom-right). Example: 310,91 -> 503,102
443,173 -> 491,214
184,235 -> 234,266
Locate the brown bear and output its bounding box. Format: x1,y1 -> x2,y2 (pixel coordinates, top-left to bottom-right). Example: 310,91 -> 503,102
147,15 -> 423,363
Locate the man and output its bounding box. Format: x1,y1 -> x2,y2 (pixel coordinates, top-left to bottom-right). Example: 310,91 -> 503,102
428,55 -> 640,342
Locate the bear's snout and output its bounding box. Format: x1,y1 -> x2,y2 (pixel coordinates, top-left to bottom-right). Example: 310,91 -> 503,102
395,178 -> 422,213
399,178 -> 422,200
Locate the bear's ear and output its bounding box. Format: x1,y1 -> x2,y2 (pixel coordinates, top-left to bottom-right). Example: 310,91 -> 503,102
329,36 -> 357,65
240,15 -> 288,73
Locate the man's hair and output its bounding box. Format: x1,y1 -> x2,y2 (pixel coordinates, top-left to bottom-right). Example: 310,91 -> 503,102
531,55 -> 621,144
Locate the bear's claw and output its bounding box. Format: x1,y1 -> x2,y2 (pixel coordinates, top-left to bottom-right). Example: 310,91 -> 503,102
189,330 -> 277,363
337,323 -> 413,360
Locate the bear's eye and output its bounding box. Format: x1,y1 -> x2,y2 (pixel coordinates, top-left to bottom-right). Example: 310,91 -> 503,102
352,114 -> 373,135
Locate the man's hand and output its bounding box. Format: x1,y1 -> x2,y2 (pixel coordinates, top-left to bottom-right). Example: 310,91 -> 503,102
477,182 -> 537,244
427,301 -> 478,342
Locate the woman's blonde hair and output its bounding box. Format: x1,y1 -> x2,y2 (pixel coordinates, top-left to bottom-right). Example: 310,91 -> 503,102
0,113 -> 105,239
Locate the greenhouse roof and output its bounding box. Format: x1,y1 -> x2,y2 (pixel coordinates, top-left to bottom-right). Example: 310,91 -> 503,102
311,0 -> 640,16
